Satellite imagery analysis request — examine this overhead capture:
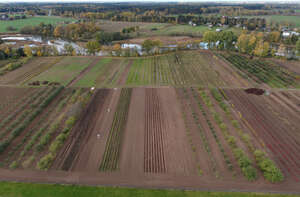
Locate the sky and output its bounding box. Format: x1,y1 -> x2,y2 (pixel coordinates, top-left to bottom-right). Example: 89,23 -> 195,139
1,0 -> 300,3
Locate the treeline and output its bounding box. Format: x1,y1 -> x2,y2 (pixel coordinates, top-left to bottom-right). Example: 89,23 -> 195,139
203,30 -> 300,58
20,22 -> 99,41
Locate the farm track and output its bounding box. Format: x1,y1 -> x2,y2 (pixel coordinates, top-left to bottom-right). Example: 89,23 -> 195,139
144,88 -> 166,173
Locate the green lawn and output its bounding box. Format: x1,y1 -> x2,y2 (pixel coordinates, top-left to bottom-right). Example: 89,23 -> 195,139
30,57 -> 93,86
0,16 -> 76,33
0,182 -> 297,197
75,58 -> 112,87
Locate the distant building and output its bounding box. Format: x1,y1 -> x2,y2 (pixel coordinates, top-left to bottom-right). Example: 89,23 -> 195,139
282,31 -> 300,37
0,14 -> 9,20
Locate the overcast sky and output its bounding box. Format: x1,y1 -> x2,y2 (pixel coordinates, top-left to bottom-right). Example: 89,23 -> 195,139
1,0 -> 300,3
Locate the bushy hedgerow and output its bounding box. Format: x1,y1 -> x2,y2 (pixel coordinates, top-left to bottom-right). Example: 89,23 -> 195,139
254,150 -> 284,183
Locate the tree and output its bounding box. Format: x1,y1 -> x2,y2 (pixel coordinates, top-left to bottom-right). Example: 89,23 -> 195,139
64,44 -> 75,56
142,39 -> 161,53
53,25 -> 64,37
296,39 -> 300,56
237,33 -> 248,53
254,41 -> 269,57
86,41 -> 101,55
24,45 -> 33,57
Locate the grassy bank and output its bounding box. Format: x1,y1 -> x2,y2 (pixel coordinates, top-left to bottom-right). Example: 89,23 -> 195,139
0,182 -> 297,197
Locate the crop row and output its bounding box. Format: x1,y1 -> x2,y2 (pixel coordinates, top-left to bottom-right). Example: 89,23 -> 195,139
37,89 -> 92,170
199,88 -> 257,181
191,88 -> 233,172
223,54 -> 297,88
0,87 -> 63,155
99,88 -> 132,171
144,88 -> 166,173
225,89 -> 285,183
182,88 -> 219,177
0,87 -> 52,138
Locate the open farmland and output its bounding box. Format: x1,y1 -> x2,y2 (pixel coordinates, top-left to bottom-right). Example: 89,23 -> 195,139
0,16 -> 76,33
0,50 -> 299,194
1,50 -> 299,89
28,57 -> 96,86
0,87 -> 299,194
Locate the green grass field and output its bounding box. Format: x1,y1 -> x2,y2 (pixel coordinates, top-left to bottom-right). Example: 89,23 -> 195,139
30,57 -> 92,86
0,182 -> 297,197
75,58 -> 112,87
140,23 -> 241,37
0,16 -> 76,33
247,15 -> 300,28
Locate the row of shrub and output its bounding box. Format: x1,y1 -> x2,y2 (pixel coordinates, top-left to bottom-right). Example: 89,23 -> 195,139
254,150 -> 284,183
0,87 -> 63,154
37,89 -> 93,170
210,88 -> 284,183
199,88 -> 257,181
0,57 -> 32,76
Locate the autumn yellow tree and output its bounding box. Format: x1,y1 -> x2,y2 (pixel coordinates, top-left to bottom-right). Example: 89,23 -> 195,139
24,45 -> 33,57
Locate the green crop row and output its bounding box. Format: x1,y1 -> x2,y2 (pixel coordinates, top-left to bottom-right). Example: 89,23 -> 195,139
0,87 -> 63,154
99,88 -> 132,171
210,88 -> 284,183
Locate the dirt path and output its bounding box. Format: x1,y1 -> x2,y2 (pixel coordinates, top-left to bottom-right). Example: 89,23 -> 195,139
119,88 -> 145,175
67,57 -> 101,87
157,88 -> 196,176
0,168 -> 299,194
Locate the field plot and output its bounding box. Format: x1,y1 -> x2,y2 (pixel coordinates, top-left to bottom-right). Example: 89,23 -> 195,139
74,58 -> 131,88
0,57 -> 61,85
0,86 -> 94,170
268,58 -> 300,76
0,86 -> 299,193
29,57 -> 95,86
224,88 -> 300,182
0,16 -> 76,33
126,51 -> 253,87
220,53 -> 300,88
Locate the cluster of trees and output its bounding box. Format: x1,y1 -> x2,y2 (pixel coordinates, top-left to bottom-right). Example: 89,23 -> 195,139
20,22 -> 99,41
237,33 -> 271,57
203,31 -> 237,50
0,45 -> 25,60
122,26 -> 139,34
296,40 -> 300,56
202,30 -> 299,58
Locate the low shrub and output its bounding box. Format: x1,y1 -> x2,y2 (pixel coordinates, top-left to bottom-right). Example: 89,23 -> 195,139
254,150 -> 284,183
37,153 -> 54,170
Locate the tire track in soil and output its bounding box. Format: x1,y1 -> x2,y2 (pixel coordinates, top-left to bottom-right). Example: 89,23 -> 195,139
52,89 -> 110,171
